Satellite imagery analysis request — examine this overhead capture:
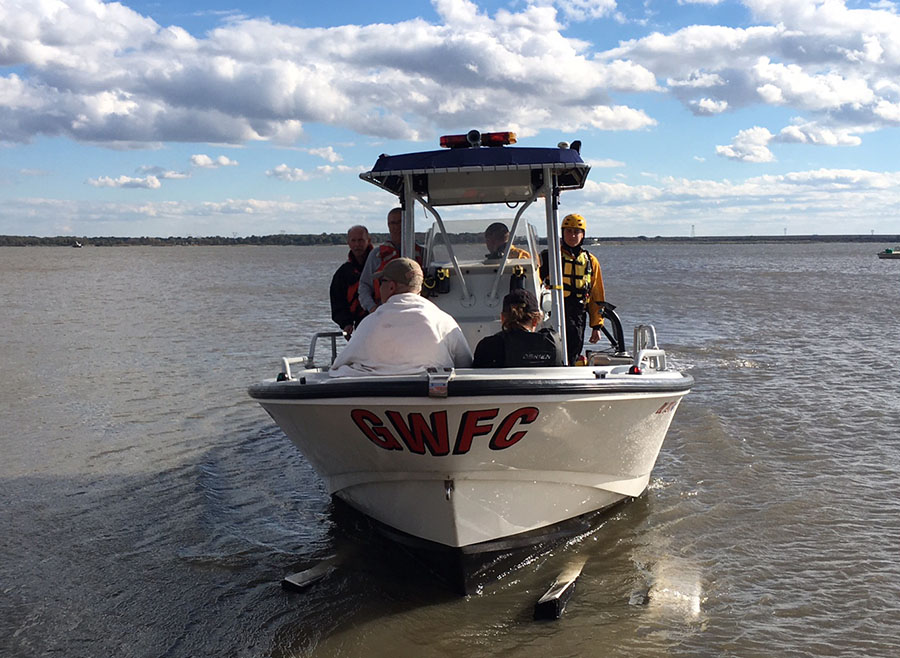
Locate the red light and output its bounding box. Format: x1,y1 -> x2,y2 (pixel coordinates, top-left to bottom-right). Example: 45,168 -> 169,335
440,134 -> 470,149
628,365 -> 642,375
482,131 -> 517,146
440,130 -> 517,149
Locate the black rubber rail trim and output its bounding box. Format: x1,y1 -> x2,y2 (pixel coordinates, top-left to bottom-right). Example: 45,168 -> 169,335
248,374 -> 694,400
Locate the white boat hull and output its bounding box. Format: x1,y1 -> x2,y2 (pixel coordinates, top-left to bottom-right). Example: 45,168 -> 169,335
252,368 -> 690,548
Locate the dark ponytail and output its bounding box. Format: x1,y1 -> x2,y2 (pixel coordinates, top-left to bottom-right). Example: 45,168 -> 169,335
501,304 -> 542,331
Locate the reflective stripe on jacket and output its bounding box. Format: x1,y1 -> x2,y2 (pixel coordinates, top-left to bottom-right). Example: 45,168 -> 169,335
540,245 -> 605,328
561,248 -> 592,301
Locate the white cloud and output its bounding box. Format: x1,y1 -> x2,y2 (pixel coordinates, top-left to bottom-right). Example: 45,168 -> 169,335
583,179 -> 662,202
602,0 -> 900,159
772,168 -> 897,189
873,99 -> 900,122
667,71 -> 726,88
715,126 -> 775,162
0,0 -> 659,146
751,57 -> 875,111
529,0 -> 618,22
868,1 -> 897,13
690,97 -> 729,114
9,164 -> 900,237
306,146 -> 342,163
571,166 -> 900,234
584,158 -> 626,168
266,164 -> 312,182
190,154 -> 239,168
266,163 -> 366,181
137,165 -> 191,179
776,121 -> 864,146
576,105 -> 656,131
314,164 -> 368,175
0,194 -> 386,237
7,0 -> 900,242
85,165 -> 190,190
87,175 -> 161,189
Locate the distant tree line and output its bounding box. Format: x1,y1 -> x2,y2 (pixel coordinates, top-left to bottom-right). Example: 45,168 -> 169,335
0,232 -> 504,247
1,233 -> 898,247
0,234 -> 365,247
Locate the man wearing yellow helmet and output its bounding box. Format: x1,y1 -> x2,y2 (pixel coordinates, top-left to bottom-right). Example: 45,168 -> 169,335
539,213 -> 605,365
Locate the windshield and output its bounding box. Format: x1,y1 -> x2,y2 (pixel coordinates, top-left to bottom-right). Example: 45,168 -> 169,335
426,218 -> 539,265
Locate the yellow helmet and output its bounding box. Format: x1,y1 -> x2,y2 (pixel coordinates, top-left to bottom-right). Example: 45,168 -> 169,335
561,213 -> 586,231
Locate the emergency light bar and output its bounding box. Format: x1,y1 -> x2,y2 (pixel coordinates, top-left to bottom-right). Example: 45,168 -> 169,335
440,130 -> 517,149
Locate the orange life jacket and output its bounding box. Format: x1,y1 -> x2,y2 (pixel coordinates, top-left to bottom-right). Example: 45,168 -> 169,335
373,243 -> 424,303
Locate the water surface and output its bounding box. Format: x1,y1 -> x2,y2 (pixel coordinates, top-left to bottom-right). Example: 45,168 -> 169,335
2,243 -> 899,657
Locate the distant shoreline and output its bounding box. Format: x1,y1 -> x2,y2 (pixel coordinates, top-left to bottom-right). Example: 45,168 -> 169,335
2,233 -> 899,247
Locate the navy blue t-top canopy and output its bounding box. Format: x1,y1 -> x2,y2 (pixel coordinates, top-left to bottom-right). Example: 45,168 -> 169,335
368,146 -> 586,173
360,145 -> 590,203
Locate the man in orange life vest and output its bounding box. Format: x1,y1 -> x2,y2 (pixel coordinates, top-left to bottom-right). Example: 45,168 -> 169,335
358,207 -> 424,313
484,221 -> 531,260
329,225 -> 373,337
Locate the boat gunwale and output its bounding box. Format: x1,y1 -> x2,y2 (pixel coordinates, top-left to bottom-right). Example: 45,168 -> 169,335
248,371 -> 694,400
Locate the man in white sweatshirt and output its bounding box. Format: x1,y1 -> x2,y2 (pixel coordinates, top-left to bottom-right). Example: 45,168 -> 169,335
329,258 -> 473,377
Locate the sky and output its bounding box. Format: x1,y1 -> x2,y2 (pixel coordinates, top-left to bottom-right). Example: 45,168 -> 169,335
2,0 -> 900,238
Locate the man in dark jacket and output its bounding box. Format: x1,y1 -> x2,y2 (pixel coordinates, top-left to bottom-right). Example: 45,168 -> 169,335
330,225 -> 372,336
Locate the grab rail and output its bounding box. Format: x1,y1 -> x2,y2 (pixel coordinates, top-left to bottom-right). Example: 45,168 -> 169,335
633,347 -> 667,372
598,302 -> 627,355
413,193 -> 474,306
487,195 -> 538,303
632,324 -> 667,371
279,331 -> 345,380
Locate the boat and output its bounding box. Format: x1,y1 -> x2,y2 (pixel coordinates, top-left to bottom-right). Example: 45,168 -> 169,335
877,247 -> 900,259
72,241 -> 82,248
248,130 -> 693,593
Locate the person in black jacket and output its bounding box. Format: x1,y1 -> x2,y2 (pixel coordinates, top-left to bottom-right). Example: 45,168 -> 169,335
473,289 -> 564,368
329,225 -> 372,336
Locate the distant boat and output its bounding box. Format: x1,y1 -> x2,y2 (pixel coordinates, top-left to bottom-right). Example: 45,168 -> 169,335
72,241 -> 83,248
877,247 -> 900,259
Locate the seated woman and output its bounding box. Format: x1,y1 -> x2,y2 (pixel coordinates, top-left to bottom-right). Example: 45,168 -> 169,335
473,289 -> 564,368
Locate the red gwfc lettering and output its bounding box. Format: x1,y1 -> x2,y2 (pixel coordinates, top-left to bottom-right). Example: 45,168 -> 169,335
655,401 -> 678,414
350,407 -> 539,455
